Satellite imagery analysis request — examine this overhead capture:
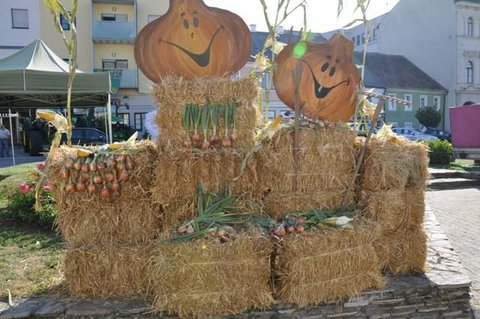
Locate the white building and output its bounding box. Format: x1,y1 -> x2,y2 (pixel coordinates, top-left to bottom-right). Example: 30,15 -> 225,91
326,0 -> 480,130
0,0 -> 40,59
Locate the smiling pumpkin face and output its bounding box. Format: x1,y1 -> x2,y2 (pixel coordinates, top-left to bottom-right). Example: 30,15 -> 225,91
134,0 -> 251,82
273,34 -> 360,122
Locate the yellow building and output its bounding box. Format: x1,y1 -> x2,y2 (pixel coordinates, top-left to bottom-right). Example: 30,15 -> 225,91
39,0 -> 169,134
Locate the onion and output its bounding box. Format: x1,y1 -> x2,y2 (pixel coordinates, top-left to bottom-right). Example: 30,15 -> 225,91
216,229 -> 226,238
286,226 -> 295,234
64,158 -> 74,169
76,181 -> 86,192
111,181 -> 121,193
177,225 -> 187,234
295,225 -> 305,233
125,156 -> 135,171
186,225 -> 195,234
73,160 -> 82,171
273,224 -> 287,238
184,140 -> 193,148
104,172 -> 115,183
81,173 -> 90,182
81,163 -> 89,173
202,140 -> 210,150
65,183 -> 76,194
209,134 -> 218,145
100,186 -> 112,199
115,162 -> 125,172
70,170 -> 79,180
191,132 -> 201,143
93,174 -> 103,184
230,131 -> 239,142
119,171 -> 129,182
87,183 -> 96,193
222,136 -> 232,148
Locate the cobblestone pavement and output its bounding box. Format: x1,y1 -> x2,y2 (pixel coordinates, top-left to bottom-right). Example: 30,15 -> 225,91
427,187 -> 480,315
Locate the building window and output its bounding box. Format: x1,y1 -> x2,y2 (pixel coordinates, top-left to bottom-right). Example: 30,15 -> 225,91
467,17 -> 474,37
102,59 -> 128,69
404,94 -> 413,112
11,9 -> 28,29
148,15 -> 161,23
404,122 -> 413,129
118,113 -> 130,126
420,95 -> 428,108
466,61 -> 474,84
356,35 -> 361,46
134,113 -> 147,131
60,12 -> 76,30
101,13 -> 128,22
387,93 -> 397,111
433,96 -> 441,111
372,28 -> 378,41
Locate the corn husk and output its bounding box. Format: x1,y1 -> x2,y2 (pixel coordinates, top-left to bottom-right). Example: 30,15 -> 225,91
149,231 -> 273,318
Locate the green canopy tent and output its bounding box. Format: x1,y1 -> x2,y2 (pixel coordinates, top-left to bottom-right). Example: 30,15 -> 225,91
0,39 -> 112,164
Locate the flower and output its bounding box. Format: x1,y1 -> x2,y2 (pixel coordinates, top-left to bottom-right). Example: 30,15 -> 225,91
36,162 -> 45,170
19,183 -> 33,193
42,183 -> 52,191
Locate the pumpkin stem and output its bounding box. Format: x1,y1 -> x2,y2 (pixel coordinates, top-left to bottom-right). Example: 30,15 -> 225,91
287,26 -> 294,45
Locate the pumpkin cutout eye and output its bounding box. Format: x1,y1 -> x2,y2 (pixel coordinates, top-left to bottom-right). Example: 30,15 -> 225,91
134,0 -> 251,81
273,33 -> 361,122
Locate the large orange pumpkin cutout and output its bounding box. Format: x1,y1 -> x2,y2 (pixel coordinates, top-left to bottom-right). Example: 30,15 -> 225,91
273,34 -> 360,122
134,0 -> 251,82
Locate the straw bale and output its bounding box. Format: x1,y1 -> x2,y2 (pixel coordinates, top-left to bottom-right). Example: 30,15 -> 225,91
374,227 -> 427,274
153,148 -> 260,204
276,222 -> 384,307
65,244 -> 153,298
153,77 -> 259,151
257,126 -> 357,193
361,137 -> 430,192
48,141 -> 162,245
263,191 -> 355,220
361,188 -> 425,234
149,232 -> 273,318
404,142 -> 429,189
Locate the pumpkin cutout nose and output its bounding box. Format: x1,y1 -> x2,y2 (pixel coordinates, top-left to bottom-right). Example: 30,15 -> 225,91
321,63 -> 329,72
329,67 -> 336,77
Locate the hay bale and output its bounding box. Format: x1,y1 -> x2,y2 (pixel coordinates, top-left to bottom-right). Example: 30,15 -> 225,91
257,126 -> 357,194
264,191 -> 355,220
153,77 -> 259,151
276,223 -> 384,307
361,137 -> 429,191
374,227 -> 427,274
49,141 -> 162,245
149,233 -> 273,318
361,188 -> 425,234
65,244 -> 152,298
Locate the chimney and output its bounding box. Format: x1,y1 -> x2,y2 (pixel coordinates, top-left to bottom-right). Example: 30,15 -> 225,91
250,24 -> 257,32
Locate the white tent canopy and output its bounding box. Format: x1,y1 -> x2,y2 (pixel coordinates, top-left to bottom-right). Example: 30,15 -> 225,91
0,39 -> 113,164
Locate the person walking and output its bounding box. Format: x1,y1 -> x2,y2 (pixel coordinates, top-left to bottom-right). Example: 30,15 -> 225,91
0,124 -> 11,157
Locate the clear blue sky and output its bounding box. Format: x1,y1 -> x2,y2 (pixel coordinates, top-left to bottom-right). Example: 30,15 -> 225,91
203,0 -> 399,32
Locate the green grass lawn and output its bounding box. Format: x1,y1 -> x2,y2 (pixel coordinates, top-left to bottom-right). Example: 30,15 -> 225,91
0,163 -> 66,300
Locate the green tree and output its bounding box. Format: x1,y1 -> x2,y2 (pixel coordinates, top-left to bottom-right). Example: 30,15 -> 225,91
415,106 -> 441,128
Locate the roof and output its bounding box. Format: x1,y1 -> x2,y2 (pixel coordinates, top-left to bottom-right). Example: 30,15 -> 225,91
251,31 -> 327,58
0,39 -> 111,108
353,52 -> 448,92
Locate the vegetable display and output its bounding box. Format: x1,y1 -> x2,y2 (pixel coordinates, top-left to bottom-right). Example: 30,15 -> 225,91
182,103 -> 240,149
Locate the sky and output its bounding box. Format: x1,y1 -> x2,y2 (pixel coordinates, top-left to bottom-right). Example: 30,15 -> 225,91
203,0 -> 400,33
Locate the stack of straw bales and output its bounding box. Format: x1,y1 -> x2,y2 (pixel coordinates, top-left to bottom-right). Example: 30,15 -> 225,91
359,137 -> 429,274
257,126 -> 357,219
152,77 -> 259,152
276,222 -> 384,307
151,77 -> 262,229
148,231 -> 273,318
48,141 -> 161,297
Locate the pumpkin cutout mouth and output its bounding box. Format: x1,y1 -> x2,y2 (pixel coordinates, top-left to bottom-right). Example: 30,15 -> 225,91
303,60 -> 350,99
158,25 -> 225,68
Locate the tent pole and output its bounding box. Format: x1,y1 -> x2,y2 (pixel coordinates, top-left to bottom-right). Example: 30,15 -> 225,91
8,108 -> 15,166
107,94 -> 113,144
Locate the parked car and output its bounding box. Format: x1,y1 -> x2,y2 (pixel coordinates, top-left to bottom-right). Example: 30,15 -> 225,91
61,128 -> 107,146
391,127 -> 438,141
425,129 -> 452,142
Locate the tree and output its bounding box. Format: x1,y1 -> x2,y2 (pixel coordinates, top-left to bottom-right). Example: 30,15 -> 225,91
415,106 -> 441,128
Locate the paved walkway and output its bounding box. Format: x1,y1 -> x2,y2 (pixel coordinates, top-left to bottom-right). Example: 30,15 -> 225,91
0,146 -> 45,168
427,187 -> 480,316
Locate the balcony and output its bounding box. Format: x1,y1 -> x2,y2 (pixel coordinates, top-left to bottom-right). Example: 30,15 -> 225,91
95,69 -> 138,89
92,21 -> 135,43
